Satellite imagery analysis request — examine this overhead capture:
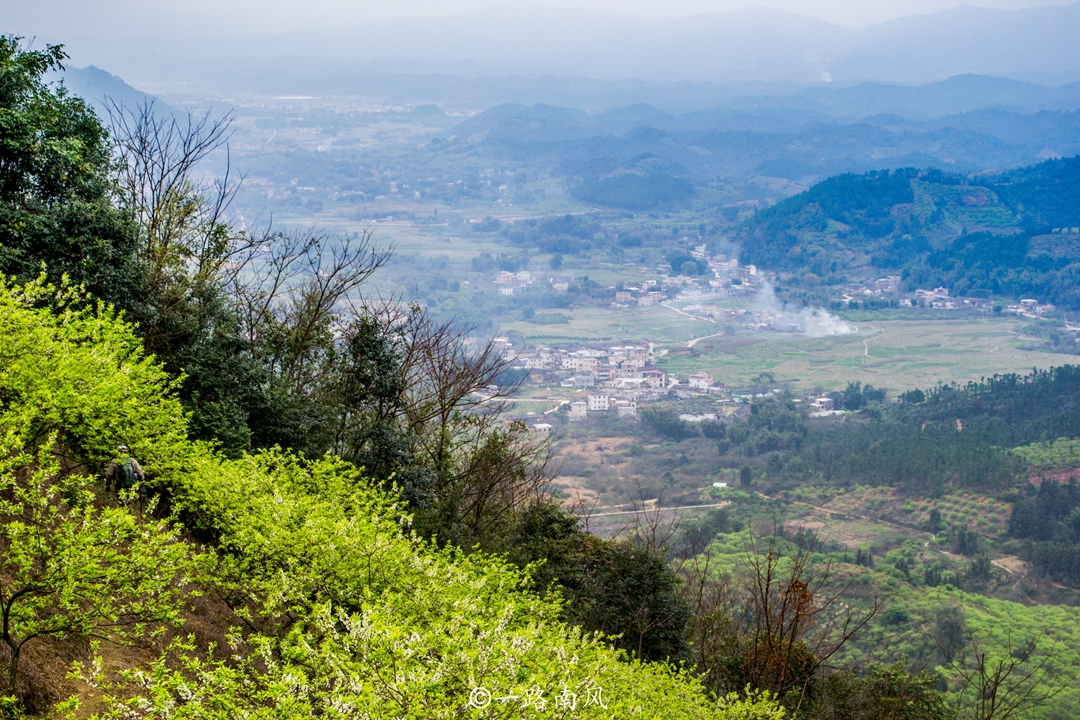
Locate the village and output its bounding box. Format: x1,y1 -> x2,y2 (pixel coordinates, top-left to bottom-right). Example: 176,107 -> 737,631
495,336 -> 850,433
473,244 -> 1065,433
486,243 -> 1057,339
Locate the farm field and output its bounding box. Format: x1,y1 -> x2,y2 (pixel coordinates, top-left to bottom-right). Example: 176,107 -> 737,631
668,318 -> 1080,394
505,299 -> 1080,395
501,304 -> 717,346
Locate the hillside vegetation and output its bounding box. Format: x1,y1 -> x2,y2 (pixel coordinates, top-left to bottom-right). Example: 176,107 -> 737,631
7,34 -> 1080,720
736,159 -> 1080,307
0,276 -> 781,718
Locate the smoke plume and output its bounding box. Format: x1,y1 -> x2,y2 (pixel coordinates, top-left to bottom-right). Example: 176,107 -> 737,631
753,281 -> 857,337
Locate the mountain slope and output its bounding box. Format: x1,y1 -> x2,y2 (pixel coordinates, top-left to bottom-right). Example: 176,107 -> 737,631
736,157 -> 1080,306
54,64 -> 175,119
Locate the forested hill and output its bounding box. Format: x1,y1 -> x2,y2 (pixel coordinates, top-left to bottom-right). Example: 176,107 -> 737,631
736,156 -> 1080,306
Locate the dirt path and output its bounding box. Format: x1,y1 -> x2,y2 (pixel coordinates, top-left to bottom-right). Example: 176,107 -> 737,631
581,500 -> 731,518
688,330 -> 725,348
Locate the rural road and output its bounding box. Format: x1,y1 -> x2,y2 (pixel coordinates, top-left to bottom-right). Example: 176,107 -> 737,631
580,500 -> 732,518
659,301 -> 725,348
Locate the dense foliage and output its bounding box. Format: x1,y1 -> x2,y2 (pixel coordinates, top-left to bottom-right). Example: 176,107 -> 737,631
0,38 -> 138,308
695,367 -> 1080,585
736,160 -> 1080,307
1009,480 -> 1080,583
712,368 -> 1080,494
571,172 -> 695,210
0,275 -> 789,719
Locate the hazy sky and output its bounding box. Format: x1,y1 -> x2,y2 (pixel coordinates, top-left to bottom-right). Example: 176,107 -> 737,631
5,0 -> 1077,41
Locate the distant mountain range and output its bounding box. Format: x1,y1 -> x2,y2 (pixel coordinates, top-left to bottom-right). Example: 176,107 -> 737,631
72,1 -> 1080,90
443,94 -> 1080,193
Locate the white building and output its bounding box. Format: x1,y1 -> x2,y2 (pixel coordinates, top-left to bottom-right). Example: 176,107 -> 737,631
688,372 -> 713,390
588,394 -> 610,411
569,402 -> 588,421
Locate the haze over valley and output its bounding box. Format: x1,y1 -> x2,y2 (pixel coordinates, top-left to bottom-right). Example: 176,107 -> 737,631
4,3 -> 1080,719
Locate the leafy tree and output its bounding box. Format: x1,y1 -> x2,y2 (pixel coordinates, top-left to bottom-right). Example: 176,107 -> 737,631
967,554 -> 992,583
816,661 -> 952,720
842,382 -> 864,411
679,531 -> 877,712
934,606 -> 966,663
641,407 -> 699,441
927,508 -> 944,532
507,500 -> 694,663
0,37 -> 139,309
955,526 -> 978,556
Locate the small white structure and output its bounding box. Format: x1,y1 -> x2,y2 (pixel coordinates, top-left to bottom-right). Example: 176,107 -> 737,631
531,423 -> 553,433
569,402 -> 588,421
712,482 -> 729,488
810,397 -> 834,412
588,394 -> 610,411
688,372 -> 713,390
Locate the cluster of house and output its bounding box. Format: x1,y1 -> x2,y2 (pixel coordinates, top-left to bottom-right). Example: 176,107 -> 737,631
487,247 -> 771,308
680,303 -> 782,329
606,253 -> 765,309
836,282 -> 998,311
513,344 -> 662,390
566,393 -> 639,422
1005,298 -> 1057,317
555,371 -> 719,425
512,342 -> 728,431
614,280 -> 664,307
493,270 -> 535,295
549,275 -> 573,292
900,286 -> 994,310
